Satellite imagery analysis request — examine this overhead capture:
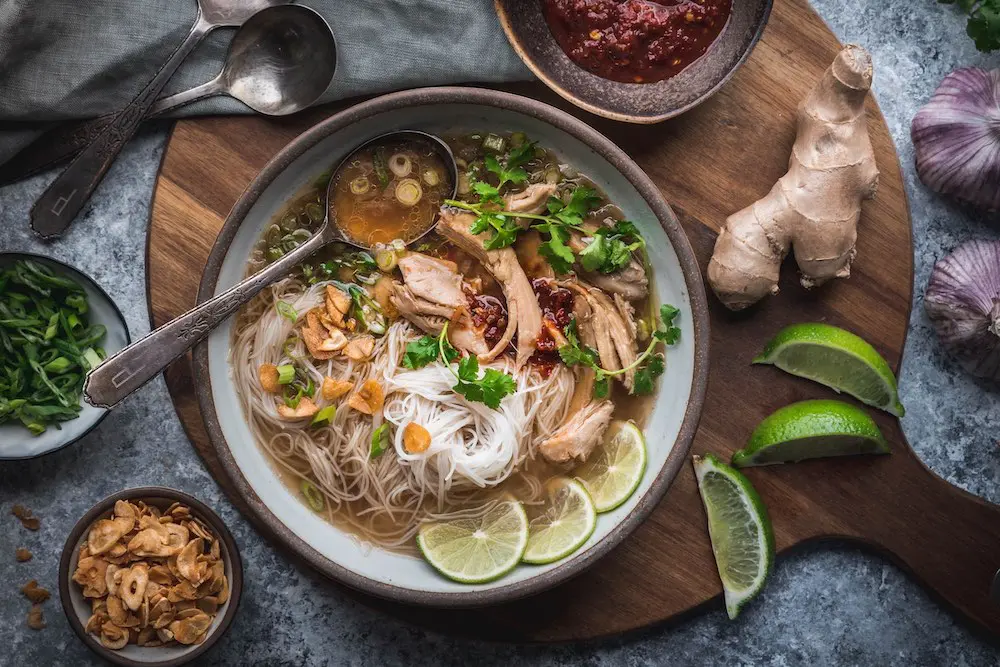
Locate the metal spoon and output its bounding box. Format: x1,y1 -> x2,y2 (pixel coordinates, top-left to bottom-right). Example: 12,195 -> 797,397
29,0 -> 290,241
0,3 -> 336,186
84,131 -> 458,409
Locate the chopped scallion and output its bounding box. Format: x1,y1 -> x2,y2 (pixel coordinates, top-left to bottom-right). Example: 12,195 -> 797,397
311,404 -> 336,426
276,365 -> 296,384
276,301 -> 297,323
300,480 -> 325,511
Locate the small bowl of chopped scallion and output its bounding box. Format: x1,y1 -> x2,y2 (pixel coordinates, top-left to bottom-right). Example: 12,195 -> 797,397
0,254 -> 129,459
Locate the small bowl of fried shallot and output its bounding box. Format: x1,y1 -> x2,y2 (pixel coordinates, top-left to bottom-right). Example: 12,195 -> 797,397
59,488 -> 243,667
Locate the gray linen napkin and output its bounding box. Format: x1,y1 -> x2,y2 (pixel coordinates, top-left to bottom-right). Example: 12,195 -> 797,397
0,0 -> 532,167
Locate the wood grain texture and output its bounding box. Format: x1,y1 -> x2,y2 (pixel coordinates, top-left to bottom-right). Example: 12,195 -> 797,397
147,0 -> 1000,641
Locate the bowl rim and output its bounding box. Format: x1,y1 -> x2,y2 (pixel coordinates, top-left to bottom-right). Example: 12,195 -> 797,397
0,251 -> 132,461
58,486 -> 243,667
492,0 -> 774,123
191,85 -> 710,607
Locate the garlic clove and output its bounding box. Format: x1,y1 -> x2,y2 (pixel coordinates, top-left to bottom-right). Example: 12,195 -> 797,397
925,239 -> 1000,380
911,67 -> 1000,213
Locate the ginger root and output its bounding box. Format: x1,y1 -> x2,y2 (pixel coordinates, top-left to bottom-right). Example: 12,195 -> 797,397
708,45 -> 879,310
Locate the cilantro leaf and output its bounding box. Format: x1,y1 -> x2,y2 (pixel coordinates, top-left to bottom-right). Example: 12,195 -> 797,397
506,141 -> 537,172
450,354 -> 516,409
472,180 -> 503,205
403,336 -> 440,369
652,304 -> 681,344
557,319 -> 600,368
485,142 -> 536,189
469,210 -> 522,249
536,223 -> 576,275
555,186 -> 602,227
478,369 -> 517,409
604,238 -> 637,273
578,235 -> 607,273
593,374 -> 611,399
456,354 -> 479,382
633,354 -> 665,395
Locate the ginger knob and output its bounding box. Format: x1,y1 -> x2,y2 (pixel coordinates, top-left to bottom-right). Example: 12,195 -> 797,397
708,45 -> 879,310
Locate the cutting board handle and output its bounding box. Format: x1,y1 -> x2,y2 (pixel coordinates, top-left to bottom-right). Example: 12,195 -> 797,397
847,437 -> 1000,635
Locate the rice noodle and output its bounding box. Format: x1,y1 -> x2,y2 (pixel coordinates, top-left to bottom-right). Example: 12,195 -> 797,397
231,275 -> 575,552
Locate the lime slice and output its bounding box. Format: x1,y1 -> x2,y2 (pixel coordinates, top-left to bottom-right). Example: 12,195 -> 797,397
732,399 -> 889,467
523,478 -> 598,565
753,323 -> 904,417
693,453 -> 774,619
416,500 -> 528,584
574,420 -> 647,513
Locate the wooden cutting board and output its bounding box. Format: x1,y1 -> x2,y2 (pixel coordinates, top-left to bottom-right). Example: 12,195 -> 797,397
147,0 -> 1000,641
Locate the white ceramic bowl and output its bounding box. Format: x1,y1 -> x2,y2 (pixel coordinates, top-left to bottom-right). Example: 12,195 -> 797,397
193,87 -> 709,606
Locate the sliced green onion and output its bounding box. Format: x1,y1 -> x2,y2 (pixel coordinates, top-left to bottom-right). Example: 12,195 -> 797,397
304,202 -> 324,223
375,247 -> 398,272
394,179 -> 423,207
482,133 -> 506,153
43,356 -> 71,374
370,423 -> 391,458
300,480 -> 325,511
311,404 -> 336,426
350,177 -> 370,195
82,348 -> 103,370
509,131 -> 527,147
421,169 -> 440,187
65,294 -> 88,314
276,301 -> 297,323
276,365 -> 296,385
44,313 -> 59,340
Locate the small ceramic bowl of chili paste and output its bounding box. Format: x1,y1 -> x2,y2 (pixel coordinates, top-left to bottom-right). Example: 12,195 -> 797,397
494,0 -> 772,123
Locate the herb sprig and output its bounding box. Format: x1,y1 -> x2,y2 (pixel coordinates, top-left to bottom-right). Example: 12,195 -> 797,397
559,304 -> 681,398
444,138 -> 646,273
402,326 -> 516,409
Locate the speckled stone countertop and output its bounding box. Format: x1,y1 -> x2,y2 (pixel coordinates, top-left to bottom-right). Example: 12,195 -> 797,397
2,2 -> 999,665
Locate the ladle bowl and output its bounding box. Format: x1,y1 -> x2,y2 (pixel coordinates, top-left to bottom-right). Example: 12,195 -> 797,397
83,130 -> 457,409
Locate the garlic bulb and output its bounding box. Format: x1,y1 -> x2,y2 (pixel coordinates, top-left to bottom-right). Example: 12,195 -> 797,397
925,240 -> 1000,380
911,67 -> 1000,212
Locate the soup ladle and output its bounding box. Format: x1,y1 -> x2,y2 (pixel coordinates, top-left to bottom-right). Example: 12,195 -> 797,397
0,4 -> 337,186
84,131 -> 458,409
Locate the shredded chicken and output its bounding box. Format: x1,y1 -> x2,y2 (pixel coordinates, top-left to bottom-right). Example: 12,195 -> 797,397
390,252 -> 490,356
563,280 -> 638,391
539,400 -> 615,464
505,183 -> 557,219
438,208 -> 543,368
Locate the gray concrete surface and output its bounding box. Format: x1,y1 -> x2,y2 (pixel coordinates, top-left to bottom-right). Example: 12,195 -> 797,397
2,1 -> 999,664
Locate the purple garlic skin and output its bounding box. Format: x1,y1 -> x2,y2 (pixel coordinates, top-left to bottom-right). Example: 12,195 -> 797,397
911,68 -> 1000,213
925,239 -> 1000,380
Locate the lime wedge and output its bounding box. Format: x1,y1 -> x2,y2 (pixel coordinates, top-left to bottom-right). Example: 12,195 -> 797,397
523,478 -> 597,565
416,500 -> 528,584
693,453 -> 774,619
732,399 -> 889,467
574,420 -> 647,513
754,323 -> 904,417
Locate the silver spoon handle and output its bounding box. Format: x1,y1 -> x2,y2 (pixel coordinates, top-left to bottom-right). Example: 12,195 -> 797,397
85,233 -> 328,409
30,9 -> 213,240
0,77 -> 224,186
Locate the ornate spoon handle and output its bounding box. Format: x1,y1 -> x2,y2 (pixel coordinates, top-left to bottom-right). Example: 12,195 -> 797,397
85,233 -> 327,409
30,10 -> 212,240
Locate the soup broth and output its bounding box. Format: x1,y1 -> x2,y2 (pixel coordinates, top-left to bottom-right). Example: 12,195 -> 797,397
331,137 -> 451,247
